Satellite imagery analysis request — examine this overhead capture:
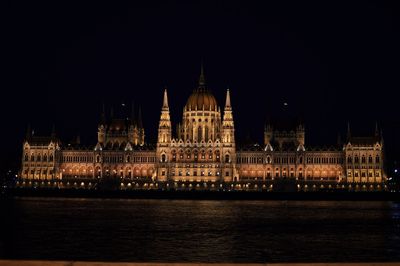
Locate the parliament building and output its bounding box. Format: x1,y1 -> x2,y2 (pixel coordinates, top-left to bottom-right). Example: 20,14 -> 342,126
19,67 -> 386,191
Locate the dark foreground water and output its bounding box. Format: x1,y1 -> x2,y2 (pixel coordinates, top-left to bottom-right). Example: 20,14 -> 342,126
0,198 -> 400,262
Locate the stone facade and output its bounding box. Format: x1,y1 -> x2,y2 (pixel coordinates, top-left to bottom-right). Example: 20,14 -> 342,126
19,67 -> 386,190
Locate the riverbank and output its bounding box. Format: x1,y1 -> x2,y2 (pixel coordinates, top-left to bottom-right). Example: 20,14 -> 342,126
4,187 -> 400,200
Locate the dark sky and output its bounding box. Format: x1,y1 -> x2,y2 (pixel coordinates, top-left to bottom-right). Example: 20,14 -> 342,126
2,0 -> 400,173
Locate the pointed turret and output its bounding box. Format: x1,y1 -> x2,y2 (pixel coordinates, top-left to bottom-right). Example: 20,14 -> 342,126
157,88 -> 172,145
163,88 -> 169,109
222,88 -> 235,144
225,88 -> 231,109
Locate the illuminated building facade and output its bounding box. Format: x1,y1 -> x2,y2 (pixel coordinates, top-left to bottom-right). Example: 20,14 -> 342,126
19,67 -> 386,191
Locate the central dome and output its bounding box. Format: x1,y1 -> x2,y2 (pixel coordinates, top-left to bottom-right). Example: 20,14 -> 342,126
185,89 -> 218,111
185,64 -> 218,111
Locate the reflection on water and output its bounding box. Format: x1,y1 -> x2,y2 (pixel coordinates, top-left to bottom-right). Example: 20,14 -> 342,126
1,198 -> 400,262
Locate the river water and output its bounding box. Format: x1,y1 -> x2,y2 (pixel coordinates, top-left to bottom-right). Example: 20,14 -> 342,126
0,198 -> 399,262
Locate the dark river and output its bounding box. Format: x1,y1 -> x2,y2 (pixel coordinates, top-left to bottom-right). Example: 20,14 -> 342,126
1,198 -> 400,262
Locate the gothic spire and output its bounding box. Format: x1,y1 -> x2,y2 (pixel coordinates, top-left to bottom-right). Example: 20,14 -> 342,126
163,88 -> 169,109
225,88 -> 231,108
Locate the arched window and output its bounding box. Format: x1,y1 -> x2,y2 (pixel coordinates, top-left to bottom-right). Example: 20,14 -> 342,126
368,156 -> 372,163
126,155 -> 131,163
37,154 -> 41,162
96,155 -> 100,163
266,156 -> 271,164
375,155 -> 380,163
31,154 -> 35,161
361,156 -> 366,163
161,154 -> 166,163
24,154 -> 28,161
43,154 -> 48,162
354,156 -> 359,163
198,126 -> 202,142
347,156 -> 352,164
225,154 -> 230,163
299,156 -> 303,164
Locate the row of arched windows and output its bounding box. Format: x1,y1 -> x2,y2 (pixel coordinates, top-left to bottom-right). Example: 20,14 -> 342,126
95,155 -> 155,163
24,153 -> 53,162
170,150 -> 221,162
347,155 -> 380,164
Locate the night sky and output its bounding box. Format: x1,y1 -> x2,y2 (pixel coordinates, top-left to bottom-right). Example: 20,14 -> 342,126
2,1 -> 400,174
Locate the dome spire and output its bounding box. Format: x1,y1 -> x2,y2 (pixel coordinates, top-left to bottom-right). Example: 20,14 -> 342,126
198,60 -> 206,89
